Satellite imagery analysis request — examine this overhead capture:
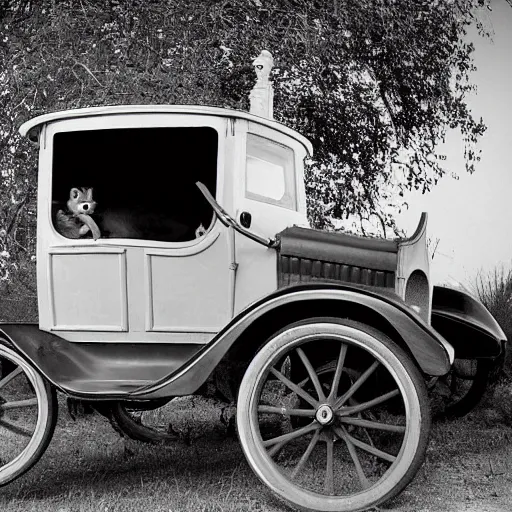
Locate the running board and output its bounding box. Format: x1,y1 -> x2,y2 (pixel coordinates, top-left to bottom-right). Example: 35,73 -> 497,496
0,324 -> 201,398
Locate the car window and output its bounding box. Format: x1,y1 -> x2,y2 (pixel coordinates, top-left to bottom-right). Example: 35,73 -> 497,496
51,127 -> 217,242
246,133 -> 296,210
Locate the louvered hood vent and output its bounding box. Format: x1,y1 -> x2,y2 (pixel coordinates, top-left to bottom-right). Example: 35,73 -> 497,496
276,226 -> 399,289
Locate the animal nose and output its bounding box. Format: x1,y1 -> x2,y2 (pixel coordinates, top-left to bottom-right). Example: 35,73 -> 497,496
83,204 -> 89,211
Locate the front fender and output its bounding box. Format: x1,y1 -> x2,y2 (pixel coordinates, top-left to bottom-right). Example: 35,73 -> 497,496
134,283 -> 454,399
431,286 -> 507,359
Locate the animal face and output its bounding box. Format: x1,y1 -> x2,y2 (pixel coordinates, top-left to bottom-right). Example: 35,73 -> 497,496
67,187 -> 97,215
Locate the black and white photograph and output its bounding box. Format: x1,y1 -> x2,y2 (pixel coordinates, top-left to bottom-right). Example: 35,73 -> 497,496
0,1 -> 511,511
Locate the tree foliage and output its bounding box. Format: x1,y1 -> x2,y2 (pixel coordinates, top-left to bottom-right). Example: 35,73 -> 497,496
0,0 -> 490,277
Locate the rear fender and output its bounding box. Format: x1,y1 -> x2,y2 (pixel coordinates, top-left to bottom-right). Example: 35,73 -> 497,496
133,283 -> 455,399
431,286 -> 507,359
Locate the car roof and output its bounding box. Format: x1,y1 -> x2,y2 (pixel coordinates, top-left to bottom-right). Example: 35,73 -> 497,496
19,104 -> 313,156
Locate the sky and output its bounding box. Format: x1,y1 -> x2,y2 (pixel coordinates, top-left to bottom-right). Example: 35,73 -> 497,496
397,0 -> 512,288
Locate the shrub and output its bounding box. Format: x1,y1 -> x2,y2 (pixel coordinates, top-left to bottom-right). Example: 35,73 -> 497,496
474,264 -> 512,380
0,260 -> 38,323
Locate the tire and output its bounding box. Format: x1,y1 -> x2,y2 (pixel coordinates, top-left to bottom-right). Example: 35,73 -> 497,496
441,358 -> 491,418
108,399 -> 178,444
0,343 -> 57,486
237,318 -> 431,512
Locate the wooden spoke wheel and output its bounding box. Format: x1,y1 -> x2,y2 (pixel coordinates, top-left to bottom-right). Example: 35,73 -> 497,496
441,358 -> 491,418
237,318 -> 430,512
289,359 -> 360,430
0,343 -> 57,486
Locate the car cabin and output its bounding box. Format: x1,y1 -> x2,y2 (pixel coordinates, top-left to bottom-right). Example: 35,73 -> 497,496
19,89 -> 312,346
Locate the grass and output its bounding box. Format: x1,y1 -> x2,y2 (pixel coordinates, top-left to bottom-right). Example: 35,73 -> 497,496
0,394 -> 511,512
1,396 -> 282,512
0,265 -> 38,323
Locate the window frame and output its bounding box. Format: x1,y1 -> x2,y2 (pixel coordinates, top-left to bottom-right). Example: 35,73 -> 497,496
45,114 -> 225,249
244,133 -> 297,211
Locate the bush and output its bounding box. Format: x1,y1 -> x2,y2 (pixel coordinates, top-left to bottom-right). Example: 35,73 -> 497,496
474,264 -> 512,379
0,260 -> 38,323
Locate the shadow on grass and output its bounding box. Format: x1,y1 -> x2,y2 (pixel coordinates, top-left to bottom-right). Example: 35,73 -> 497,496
1,410 -> 258,506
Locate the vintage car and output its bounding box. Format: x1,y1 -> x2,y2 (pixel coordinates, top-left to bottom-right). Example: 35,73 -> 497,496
0,52 -> 506,512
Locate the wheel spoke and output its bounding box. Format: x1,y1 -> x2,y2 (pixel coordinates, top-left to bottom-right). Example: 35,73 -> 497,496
334,426 -> 396,463
337,389 -> 400,417
291,428 -> 320,479
450,375 -> 458,393
0,398 -> 38,411
334,427 -> 370,490
334,360 -> 379,409
327,343 -> 348,401
339,417 -> 406,433
296,348 -> 325,401
324,437 -> 334,495
269,368 -> 319,408
262,421 -> 319,448
268,440 -> 286,458
0,419 -> 32,438
258,405 -> 316,417
348,397 -> 377,447
0,367 -> 22,389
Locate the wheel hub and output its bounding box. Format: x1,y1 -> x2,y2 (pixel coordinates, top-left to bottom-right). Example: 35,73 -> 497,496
315,404 -> 334,426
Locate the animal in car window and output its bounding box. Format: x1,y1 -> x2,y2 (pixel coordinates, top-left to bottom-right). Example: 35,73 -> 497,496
55,187 -> 101,240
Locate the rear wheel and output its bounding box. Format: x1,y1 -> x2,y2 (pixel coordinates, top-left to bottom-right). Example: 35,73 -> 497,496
0,343 -> 57,485
108,399 -> 178,444
237,318 -> 430,512
441,358 -> 491,418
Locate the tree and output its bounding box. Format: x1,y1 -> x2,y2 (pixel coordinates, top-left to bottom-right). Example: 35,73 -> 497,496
0,0 -> 491,274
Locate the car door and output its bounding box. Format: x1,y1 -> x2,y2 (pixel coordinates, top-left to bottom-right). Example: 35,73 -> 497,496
38,113 -> 233,343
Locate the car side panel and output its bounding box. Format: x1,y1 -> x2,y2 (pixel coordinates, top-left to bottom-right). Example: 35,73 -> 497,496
1,283 -> 455,400
131,283 -> 454,399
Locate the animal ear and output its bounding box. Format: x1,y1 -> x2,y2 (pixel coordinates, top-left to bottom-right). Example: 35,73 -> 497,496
70,188 -> 80,200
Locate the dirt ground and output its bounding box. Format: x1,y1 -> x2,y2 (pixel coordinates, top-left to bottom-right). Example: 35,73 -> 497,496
386,410 -> 512,512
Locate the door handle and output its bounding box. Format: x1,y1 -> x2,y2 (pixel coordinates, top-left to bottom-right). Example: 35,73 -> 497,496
240,211 -> 252,229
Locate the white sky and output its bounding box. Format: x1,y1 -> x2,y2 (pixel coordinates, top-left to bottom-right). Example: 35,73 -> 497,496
397,0 -> 512,287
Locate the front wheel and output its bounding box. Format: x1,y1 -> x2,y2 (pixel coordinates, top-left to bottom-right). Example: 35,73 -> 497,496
237,318 -> 430,512
0,342 -> 57,486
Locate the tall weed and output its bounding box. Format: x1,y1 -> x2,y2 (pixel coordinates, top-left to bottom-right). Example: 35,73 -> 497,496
474,264 -> 512,378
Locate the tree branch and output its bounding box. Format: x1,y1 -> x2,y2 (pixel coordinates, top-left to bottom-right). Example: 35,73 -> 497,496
73,61 -> 105,87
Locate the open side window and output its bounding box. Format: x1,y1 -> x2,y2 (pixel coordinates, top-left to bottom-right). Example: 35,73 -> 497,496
51,127 -> 218,242
245,133 -> 296,211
